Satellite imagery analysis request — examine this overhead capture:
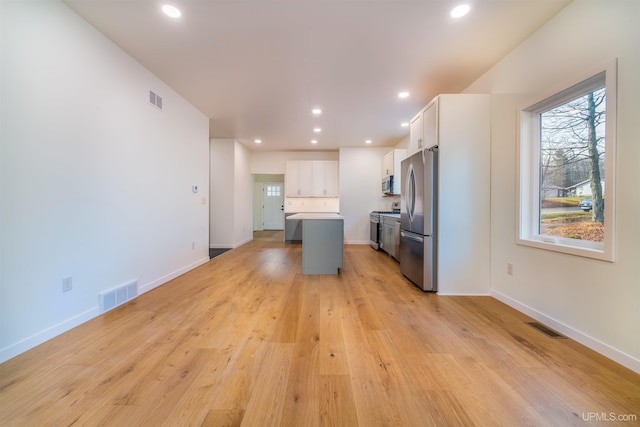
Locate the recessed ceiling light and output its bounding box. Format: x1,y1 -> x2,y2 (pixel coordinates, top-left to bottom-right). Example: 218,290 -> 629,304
365,140 -> 372,144
401,122 -> 409,127
162,4 -> 182,18
451,4 -> 470,18
254,139 -> 262,144
311,139 -> 318,144
398,91 -> 410,99
313,127 -> 321,133
312,108 -> 322,115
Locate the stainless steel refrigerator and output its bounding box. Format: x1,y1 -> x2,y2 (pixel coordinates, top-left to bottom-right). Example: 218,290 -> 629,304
399,147 -> 438,292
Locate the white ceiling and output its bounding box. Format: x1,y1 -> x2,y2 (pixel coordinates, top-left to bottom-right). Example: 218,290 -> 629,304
62,0 -> 571,151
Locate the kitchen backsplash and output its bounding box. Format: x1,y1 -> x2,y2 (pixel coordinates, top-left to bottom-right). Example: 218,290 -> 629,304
285,197 -> 340,213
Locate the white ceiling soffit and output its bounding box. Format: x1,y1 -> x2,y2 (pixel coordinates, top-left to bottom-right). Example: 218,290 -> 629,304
62,0 -> 572,151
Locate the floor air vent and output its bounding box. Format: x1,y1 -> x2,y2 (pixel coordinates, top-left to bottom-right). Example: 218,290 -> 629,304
526,322 -> 566,339
99,280 -> 138,313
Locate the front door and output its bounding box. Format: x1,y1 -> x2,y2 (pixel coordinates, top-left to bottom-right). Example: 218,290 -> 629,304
263,183 -> 284,230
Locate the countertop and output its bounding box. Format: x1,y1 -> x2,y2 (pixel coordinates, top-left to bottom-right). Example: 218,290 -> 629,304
287,213 -> 344,220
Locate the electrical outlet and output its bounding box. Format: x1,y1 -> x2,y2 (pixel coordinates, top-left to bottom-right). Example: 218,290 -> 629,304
507,263 -> 514,276
62,276 -> 72,292
192,242 -> 195,249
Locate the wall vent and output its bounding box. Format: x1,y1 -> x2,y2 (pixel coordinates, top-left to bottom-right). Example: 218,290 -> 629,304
526,322 -> 566,339
149,90 -> 163,110
99,280 -> 138,313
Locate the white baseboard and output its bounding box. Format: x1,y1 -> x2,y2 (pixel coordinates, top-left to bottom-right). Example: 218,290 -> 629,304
139,257 -> 210,294
437,292 -> 491,296
0,256 -> 210,364
0,307 -> 99,364
491,289 -> 640,374
232,236 -> 253,248
344,240 -> 370,245
209,236 -> 253,249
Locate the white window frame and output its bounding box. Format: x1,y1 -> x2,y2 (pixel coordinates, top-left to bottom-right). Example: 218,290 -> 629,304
516,59 -> 617,262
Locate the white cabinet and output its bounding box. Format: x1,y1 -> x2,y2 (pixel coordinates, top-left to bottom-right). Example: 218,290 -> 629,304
323,160 -> 339,196
381,149 -> 407,195
409,97 -> 439,155
409,112 -> 424,155
414,94 -> 491,295
382,152 -> 394,178
286,161 -> 300,196
383,149 -> 407,178
299,160 -> 313,195
422,98 -> 438,149
382,149 -> 407,178
285,161 -> 298,196
312,160 -> 338,196
286,160 -> 338,197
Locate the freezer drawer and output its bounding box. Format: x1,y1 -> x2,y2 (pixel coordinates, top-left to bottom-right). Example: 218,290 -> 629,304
399,231 -> 436,292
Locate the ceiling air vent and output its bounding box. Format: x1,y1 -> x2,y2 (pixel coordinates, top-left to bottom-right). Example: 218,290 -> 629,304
149,90 -> 163,110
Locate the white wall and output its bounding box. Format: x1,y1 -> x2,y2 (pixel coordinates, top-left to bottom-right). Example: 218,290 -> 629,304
209,139 -> 253,248
465,0 -> 640,372
1,1 -> 210,362
250,151 -> 338,174
339,147 -> 397,244
210,139 -> 236,247
234,142 -> 253,245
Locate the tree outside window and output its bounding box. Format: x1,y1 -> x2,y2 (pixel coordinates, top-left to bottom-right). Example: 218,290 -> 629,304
538,87 -> 606,243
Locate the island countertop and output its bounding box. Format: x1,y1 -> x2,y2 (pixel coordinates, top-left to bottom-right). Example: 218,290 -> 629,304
286,213 -> 344,220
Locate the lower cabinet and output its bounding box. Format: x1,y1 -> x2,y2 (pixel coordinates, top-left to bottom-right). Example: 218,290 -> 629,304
285,213 -> 302,242
381,215 -> 400,261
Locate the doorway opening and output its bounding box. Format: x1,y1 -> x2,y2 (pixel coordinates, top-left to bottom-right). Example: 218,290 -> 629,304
253,174 -> 285,231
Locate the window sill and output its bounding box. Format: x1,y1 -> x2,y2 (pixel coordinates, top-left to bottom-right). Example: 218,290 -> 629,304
517,236 -> 613,262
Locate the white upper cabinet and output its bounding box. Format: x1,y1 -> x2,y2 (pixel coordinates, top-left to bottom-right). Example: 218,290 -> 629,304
286,160 -> 338,197
409,111 -> 424,155
382,151 -> 394,178
381,149 -> 407,195
285,161 -> 301,197
409,97 -> 439,155
422,97 -> 438,149
322,160 -> 339,196
299,160 -> 314,195
382,149 -> 407,179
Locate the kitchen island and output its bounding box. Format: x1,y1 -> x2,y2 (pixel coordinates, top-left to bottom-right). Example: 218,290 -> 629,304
286,213 -> 344,274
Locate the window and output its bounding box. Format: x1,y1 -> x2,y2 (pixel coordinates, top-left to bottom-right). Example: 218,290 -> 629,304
266,185 -> 281,197
517,60 -> 617,261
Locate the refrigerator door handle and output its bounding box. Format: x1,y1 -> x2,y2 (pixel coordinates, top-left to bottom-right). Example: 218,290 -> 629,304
400,231 -> 424,243
405,164 -> 416,222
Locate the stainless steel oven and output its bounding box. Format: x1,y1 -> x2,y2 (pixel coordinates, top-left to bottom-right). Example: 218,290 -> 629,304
369,212 -> 382,250
370,205 -> 400,250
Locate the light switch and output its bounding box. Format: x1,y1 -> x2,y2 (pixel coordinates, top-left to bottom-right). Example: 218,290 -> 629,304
192,185 -> 198,193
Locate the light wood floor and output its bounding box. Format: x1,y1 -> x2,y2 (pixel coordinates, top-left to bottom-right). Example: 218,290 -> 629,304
1,231 -> 639,426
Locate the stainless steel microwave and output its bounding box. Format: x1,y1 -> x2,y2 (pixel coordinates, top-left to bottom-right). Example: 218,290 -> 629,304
382,176 -> 393,194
